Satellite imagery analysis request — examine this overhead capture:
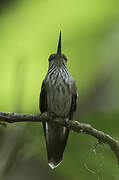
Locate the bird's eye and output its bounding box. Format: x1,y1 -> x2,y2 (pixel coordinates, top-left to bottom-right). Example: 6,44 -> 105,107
64,56 -> 67,61
61,54 -> 67,61
49,54 -> 56,61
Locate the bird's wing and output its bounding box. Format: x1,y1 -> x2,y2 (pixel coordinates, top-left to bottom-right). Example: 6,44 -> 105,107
39,80 -> 47,113
69,81 -> 78,120
39,80 -> 48,142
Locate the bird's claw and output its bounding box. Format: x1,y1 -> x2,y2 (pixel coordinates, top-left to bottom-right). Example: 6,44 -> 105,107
0,122 -> 7,128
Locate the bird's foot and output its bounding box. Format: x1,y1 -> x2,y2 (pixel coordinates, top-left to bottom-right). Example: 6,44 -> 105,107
0,122 -> 7,127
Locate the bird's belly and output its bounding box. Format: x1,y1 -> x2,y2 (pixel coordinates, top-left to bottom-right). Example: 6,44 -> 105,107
47,87 -> 72,117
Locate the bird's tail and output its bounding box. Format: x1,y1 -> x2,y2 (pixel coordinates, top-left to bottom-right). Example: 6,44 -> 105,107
43,122 -> 69,169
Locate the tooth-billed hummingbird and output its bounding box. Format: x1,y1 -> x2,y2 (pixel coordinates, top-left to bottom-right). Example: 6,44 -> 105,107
39,31 -> 77,169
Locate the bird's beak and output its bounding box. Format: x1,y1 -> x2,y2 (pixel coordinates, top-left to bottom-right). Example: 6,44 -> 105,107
57,31 -> 61,57
55,31 -> 62,66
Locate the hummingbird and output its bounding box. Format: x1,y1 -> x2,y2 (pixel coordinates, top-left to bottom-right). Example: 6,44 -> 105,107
39,31 -> 77,169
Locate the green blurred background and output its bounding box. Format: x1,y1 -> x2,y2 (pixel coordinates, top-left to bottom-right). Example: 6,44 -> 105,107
0,0 -> 119,179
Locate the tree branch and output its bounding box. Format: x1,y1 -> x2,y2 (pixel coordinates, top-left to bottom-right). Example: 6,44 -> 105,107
0,111 -> 119,164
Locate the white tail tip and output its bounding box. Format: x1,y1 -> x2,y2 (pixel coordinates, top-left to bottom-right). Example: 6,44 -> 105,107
48,160 -> 62,169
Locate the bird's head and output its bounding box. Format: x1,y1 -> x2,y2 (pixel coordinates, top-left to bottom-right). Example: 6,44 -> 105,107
48,31 -> 67,68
